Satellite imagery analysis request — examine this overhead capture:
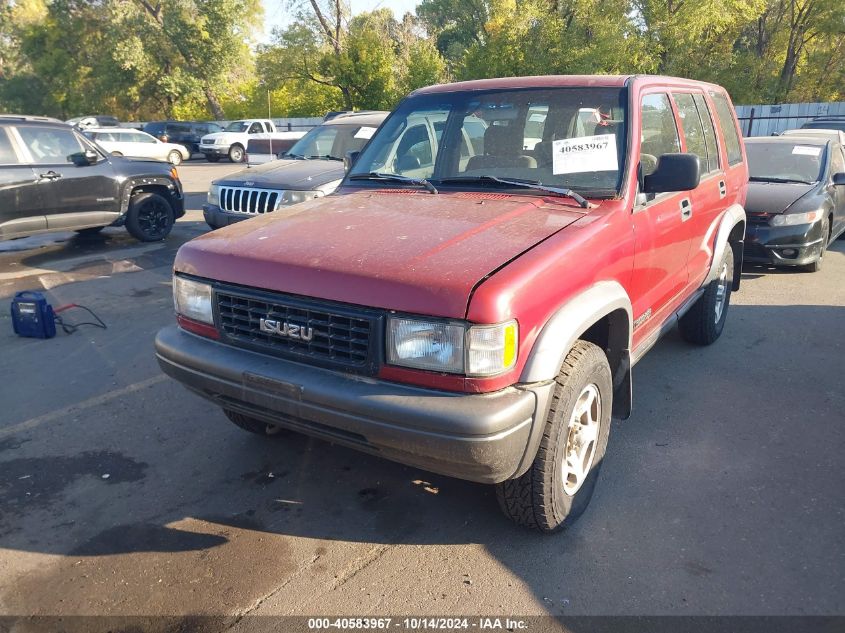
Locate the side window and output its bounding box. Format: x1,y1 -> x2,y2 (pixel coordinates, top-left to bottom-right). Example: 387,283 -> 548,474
709,91 -> 743,165
0,129 -> 21,164
461,116 -> 487,157
831,144 -> 845,175
248,123 -> 262,134
640,93 -> 681,176
693,93 -> 720,173
673,92 -> 710,175
17,126 -> 84,164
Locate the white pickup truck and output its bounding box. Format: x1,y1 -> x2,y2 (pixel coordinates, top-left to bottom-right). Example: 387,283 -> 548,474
199,119 -> 303,163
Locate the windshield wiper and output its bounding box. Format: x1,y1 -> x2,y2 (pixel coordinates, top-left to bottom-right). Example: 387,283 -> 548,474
349,172 -> 438,194
306,154 -> 343,161
749,176 -> 813,185
283,152 -> 306,159
439,176 -> 590,208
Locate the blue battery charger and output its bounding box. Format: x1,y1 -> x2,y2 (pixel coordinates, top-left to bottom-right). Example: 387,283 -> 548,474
11,291 -> 57,339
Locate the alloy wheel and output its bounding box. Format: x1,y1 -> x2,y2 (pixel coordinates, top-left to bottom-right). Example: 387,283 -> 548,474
562,383 -> 602,496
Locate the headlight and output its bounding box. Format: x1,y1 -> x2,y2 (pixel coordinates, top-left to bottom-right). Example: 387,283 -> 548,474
173,276 -> 213,324
278,190 -> 323,207
386,317 -> 518,376
207,184 -> 219,206
770,210 -> 821,226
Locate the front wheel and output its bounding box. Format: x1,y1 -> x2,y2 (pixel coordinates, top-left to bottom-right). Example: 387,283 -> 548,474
496,340 -> 612,532
800,216 -> 829,273
125,192 -> 174,242
228,144 -> 244,163
679,245 -> 734,345
167,150 -> 183,166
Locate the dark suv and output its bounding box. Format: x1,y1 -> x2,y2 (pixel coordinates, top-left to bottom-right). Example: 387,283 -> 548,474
143,121 -> 223,157
0,117 -> 184,242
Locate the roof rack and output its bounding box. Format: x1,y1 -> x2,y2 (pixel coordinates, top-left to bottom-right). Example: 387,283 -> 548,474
0,114 -> 65,124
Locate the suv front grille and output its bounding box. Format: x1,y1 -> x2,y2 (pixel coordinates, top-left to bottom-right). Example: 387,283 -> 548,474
215,286 -> 379,373
219,187 -> 283,215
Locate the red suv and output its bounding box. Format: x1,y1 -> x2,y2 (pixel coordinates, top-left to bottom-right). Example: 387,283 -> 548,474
156,75 -> 748,532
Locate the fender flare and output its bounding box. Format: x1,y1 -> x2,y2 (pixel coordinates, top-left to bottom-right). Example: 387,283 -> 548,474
119,177 -> 182,219
520,280 -> 633,384
705,203 -> 746,290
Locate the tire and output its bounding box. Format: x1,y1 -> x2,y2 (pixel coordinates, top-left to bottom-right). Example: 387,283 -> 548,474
182,144 -> 194,159
678,245 -> 734,346
111,151 -> 123,157
125,192 -> 175,242
206,155 -> 220,163
496,340 -> 612,533
74,226 -> 105,236
167,150 -> 183,166
800,216 -> 829,273
223,409 -> 284,437
228,144 -> 245,163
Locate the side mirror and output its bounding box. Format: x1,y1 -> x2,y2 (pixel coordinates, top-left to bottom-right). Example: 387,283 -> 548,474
344,150 -> 360,172
643,153 -> 701,194
832,172 -> 845,186
69,149 -> 99,166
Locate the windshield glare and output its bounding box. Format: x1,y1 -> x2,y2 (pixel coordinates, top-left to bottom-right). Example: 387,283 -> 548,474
287,123 -> 380,160
224,122 -> 249,132
348,87 -> 628,194
746,142 -> 824,183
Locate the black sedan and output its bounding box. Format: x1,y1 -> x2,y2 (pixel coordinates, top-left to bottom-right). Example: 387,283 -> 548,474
744,136 -> 845,272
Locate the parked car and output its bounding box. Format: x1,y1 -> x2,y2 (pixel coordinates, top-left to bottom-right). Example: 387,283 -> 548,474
800,116 -> 845,134
204,111 -> 388,228
143,121 -> 223,157
744,136 -> 845,272
83,128 -> 190,165
199,119 -> 301,163
779,128 -> 845,145
0,117 -> 184,242
66,115 -> 120,129
156,75 -> 748,532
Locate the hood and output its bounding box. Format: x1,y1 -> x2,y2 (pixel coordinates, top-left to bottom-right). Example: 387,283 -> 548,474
745,181 -> 820,214
216,158 -> 345,191
201,132 -> 233,143
175,190 -> 587,318
111,156 -> 174,175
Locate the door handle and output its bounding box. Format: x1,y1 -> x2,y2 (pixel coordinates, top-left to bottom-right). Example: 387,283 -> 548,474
39,171 -> 62,180
680,198 -> 692,221
718,180 -> 727,198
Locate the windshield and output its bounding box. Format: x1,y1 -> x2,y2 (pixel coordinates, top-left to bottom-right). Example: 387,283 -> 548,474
286,122 -> 381,160
224,121 -> 249,133
348,87 -> 628,195
746,142 -> 825,183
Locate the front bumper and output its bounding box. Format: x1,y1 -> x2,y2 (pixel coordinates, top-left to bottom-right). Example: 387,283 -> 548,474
744,220 -> 826,266
200,146 -> 229,157
203,204 -> 252,228
155,325 -> 548,484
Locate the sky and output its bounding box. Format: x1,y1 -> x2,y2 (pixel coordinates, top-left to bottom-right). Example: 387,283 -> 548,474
260,0 -> 420,42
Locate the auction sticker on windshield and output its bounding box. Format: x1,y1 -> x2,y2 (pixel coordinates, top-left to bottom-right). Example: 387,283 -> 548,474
553,134 -> 618,174
354,126 -> 377,139
792,145 -> 822,156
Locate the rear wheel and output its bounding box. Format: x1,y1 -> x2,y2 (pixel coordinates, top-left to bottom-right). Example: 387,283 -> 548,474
167,150 -> 183,166
228,144 -> 244,163
111,151 -> 123,157
125,192 -> 174,242
496,340 -> 612,532
679,245 -> 734,345
224,409 -> 285,437
800,216 -> 830,273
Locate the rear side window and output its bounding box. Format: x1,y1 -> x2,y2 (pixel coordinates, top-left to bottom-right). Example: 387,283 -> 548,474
640,93 -> 681,176
17,126 -> 84,164
0,128 -> 20,164
709,91 -> 743,165
693,94 -> 720,173
673,93 -> 709,174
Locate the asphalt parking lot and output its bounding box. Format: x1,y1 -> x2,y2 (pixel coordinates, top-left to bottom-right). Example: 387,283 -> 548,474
1,162 -> 843,628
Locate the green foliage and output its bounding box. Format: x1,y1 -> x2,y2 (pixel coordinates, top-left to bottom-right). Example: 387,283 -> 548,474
1,0 -> 844,119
